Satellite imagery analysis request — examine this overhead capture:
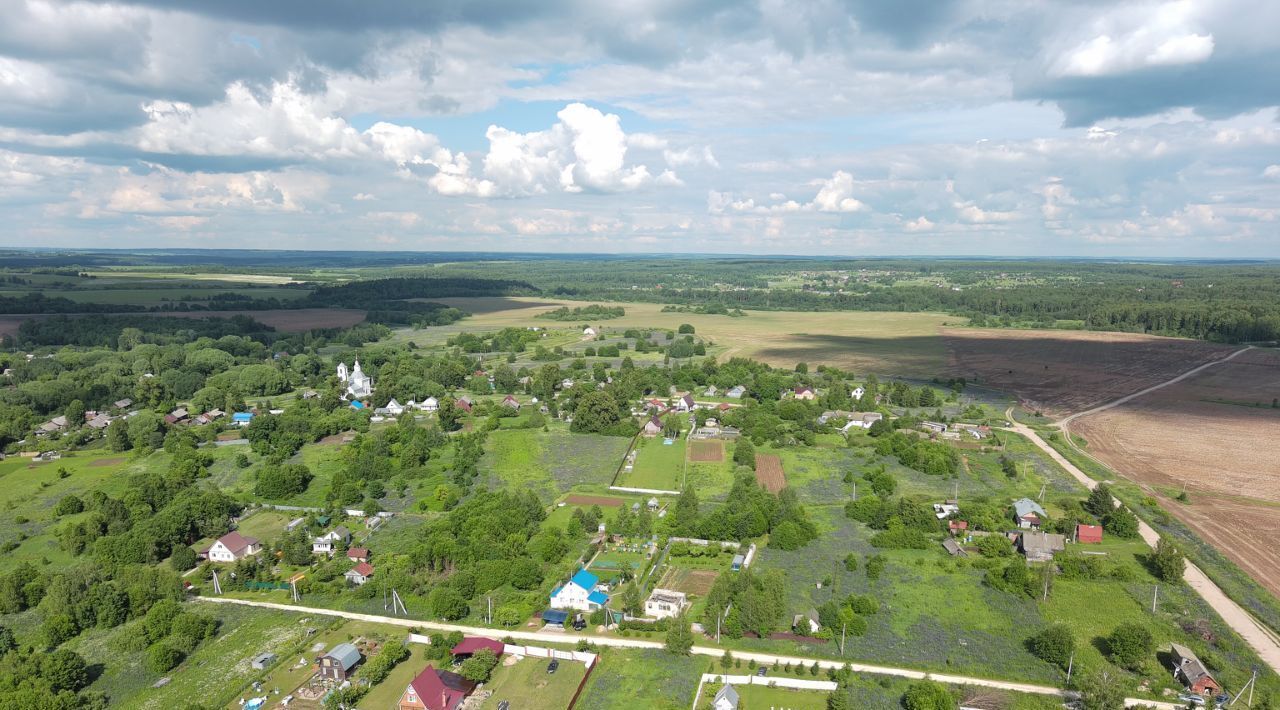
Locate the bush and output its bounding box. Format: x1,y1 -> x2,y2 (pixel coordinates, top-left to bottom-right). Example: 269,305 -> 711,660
902,680 -> 956,710
458,647 -> 500,682
53,495 -> 84,516
1106,622 -> 1153,671
145,643 -> 184,673
976,534 -> 1014,558
363,642 -> 410,684
1027,624 -> 1075,670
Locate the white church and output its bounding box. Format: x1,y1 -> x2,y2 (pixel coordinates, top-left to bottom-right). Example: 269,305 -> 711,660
337,360 -> 374,400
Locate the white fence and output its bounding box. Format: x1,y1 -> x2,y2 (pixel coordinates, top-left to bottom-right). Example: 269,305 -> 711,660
691,673 -> 837,709
609,485 -> 680,495
403,634 -> 597,669
669,537 -> 741,549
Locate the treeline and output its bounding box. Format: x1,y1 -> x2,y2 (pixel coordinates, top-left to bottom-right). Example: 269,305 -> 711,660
536,304 -> 625,320
16,314 -> 274,348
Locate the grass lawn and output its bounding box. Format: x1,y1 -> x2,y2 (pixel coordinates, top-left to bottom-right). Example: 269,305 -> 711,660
615,436 -> 685,491
730,683 -> 830,709
576,649 -> 707,710
481,428 -> 632,502
355,651 -> 422,709
475,655 -> 588,709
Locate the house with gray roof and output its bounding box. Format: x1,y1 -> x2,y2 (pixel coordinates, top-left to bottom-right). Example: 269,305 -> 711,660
713,683 -> 740,710
1012,498 -> 1048,529
319,642 -> 362,681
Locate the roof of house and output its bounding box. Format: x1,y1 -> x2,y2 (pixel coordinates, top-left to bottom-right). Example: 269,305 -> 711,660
942,538 -> 966,556
540,610 -> 569,624
324,642 -> 362,671
794,386 -> 813,394
1170,643 -> 1214,683
949,520 -> 969,530
1019,531 -> 1066,555
570,568 -> 599,591
647,588 -> 687,604
681,394 -> 695,405
646,415 -> 662,428
214,531 -> 258,555
713,683 -> 740,708
1076,524 -> 1103,541
1013,498 -> 1047,518
407,665 -> 475,710
347,547 -> 369,558
348,562 -> 373,577
451,637 -> 504,656
587,591 -> 609,605
232,412 -> 254,421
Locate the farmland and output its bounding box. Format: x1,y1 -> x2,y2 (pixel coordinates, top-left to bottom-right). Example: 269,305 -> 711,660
944,327 -> 1234,416
615,435 -> 686,491
1072,346 -> 1280,597
754,453 -> 786,493
576,649 -> 706,710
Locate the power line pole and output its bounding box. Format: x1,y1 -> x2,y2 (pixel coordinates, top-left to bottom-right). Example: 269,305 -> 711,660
1152,585 -> 1159,613
1066,652 -> 1074,685
840,623 -> 847,656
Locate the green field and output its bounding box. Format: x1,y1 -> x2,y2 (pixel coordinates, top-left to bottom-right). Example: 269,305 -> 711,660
481,427 -> 632,501
733,683 -> 829,709
477,655 -> 589,709
576,649 -> 707,710
615,436 -> 685,491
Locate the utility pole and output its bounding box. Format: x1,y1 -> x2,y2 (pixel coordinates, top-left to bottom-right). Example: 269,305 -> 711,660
1066,652 -> 1074,684
840,623 -> 847,656
1152,585 -> 1159,613
212,571 -> 222,595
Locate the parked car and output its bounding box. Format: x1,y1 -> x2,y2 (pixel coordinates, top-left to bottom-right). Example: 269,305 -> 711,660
756,666 -> 768,677
1177,693 -> 1205,707
547,659 -> 559,674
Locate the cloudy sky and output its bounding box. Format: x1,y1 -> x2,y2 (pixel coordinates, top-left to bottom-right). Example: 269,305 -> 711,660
2,0 -> 1278,256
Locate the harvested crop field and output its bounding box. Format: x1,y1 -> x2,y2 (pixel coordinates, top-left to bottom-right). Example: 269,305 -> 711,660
564,494 -> 624,507
657,567 -> 719,596
755,453 -> 785,493
944,327 -> 1234,416
1072,346 -> 1280,596
689,439 -> 724,462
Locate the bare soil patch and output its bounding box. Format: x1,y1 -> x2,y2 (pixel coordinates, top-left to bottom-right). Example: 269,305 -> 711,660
944,327 -> 1233,417
689,440 -> 724,462
89,457 -> 126,467
1073,347 -> 1280,596
657,567 -> 719,597
564,494 -> 624,507
754,454 -> 785,493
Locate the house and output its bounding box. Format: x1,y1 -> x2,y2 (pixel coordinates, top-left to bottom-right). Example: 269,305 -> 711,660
313,526 -> 351,555
560,378 -> 575,390
398,665 -> 475,710
704,385 -> 718,397
86,413 -> 112,430
450,637 -> 504,661
852,386 -> 866,401
347,547 -> 369,562
948,520 -> 969,536
792,609 -> 821,634
1076,524 -> 1103,544
164,408 -> 189,425
644,588 -> 688,619
232,412 -> 254,427
711,684 -> 740,710
375,398 -> 405,417
37,415 -> 68,435
642,415 -> 663,437
549,569 -> 609,611
302,390 -> 320,399
933,501 -> 960,519
920,421 -> 947,434
675,394 -> 696,412
942,538 -> 967,557
647,497 -> 660,511
1018,531 -> 1066,562
112,398 -> 133,410
502,395 -> 520,409
717,402 -> 732,413
201,531 -> 261,562
726,385 -> 746,399
318,642 -> 362,681
818,410 -> 851,425
583,326 -> 597,337
731,554 -> 745,571
455,396 -> 472,413
422,396 -> 439,412
345,562 -> 374,586
1170,643 -> 1222,697
251,652 -> 276,670
792,386 -> 816,400
842,412 -> 883,432
1013,498 -> 1047,529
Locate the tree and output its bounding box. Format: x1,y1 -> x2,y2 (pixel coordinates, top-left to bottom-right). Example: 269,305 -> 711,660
53,495 -> 84,516
664,613 -> 693,655
169,545 -> 198,571
458,648 -> 499,682
253,464 -> 313,499
40,649 -> 89,692
571,390 -> 624,434
1084,484 -> 1115,518
438,398 -> 462,432
733,438 -> 756,469
0,625 -> 14,655
976,534 -> 1014,558
1151,537 -> 1185,582
1027,624 -> 1075,670
678,324 -> 695,334
1106,622 -> 1153,671
827,690 -> 852,710
429,587 -> 469,620
145,643 -> 184,673
1078,670 -> 1126,710
1102,507 -> 1139,539
902,681 -> 956,710
106,419 -> 131,452
720,650 -> 734,670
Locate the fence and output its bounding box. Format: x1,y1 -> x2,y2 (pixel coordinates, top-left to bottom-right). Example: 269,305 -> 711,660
691,673 -> 838,708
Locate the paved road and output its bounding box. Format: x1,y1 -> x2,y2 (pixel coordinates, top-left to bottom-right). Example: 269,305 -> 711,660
1001,352 -> 1280,673
196,596 -> 1182,708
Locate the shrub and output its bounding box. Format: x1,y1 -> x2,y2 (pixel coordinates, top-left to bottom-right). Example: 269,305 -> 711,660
1027,624 -> 1075,670
1106,622 -> 1153,671
902,680 -> 956,710
145,643 -> 184,673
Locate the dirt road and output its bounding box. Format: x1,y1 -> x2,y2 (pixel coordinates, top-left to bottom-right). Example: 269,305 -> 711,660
195,596 -> 1181,708
1004,407 -> 1280,673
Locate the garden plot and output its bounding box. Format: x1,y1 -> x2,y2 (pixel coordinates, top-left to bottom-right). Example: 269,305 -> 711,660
754,453 -> 785,493
689,439 -> 724,462
475,654 -> 588,710
614,436 -> 686,491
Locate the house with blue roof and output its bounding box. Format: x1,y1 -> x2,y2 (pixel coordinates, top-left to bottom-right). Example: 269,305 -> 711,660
549,568 -> 610,611
231,412 -> 254,427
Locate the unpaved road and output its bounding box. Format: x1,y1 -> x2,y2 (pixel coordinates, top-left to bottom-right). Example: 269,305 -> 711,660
1005,381 -> 1280,673
196,596 -> 1182,709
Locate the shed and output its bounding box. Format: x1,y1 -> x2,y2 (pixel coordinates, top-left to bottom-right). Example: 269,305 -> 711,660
540,610 -> 569,627
1170,642 -> 1222,696
450,637 -> 505,659
1076,524 -> 1103,544
731,554 -> 745,571
251,652 -> 276,670
319,642 -> 362,681
713,683 -> 741,710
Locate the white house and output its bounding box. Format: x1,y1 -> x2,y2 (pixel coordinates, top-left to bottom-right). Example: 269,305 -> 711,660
852,386 -> 866,401
713,684 -> 740,710
312,526 -> 351,555
337,360 -> 374,399
583,326 -> 597,337
841,412 -> 883,431
374,398 -> 404,417
933,502 -> 960,519
704,385 -> 718,397
344,562 -> 374,586
422,396 -> 439,412
549,569 -> 609,612
725,385 -> 746,399
201,531 -> 261,562
644,588 -> 688,619
675,394 -> 696,412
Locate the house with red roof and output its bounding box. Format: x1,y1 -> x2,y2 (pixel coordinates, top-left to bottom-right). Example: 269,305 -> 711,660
344,562 -> 374,586
398,665 -> 476,710
1076,524 -> 1103,544
200,531 -> 261,562
347,547 -> 369,562
948,520 -> 969,537
501,395 -> 520,409
450,637 -> 504,660
792,386 -> 816,400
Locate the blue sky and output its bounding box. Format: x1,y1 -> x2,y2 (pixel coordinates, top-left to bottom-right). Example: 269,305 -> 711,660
0,0 -> 1277,256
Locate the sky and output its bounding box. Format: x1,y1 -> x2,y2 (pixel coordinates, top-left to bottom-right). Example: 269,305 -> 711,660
1,0 -> 1278,256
